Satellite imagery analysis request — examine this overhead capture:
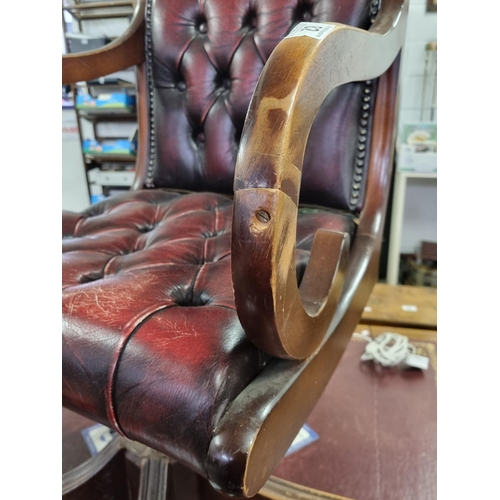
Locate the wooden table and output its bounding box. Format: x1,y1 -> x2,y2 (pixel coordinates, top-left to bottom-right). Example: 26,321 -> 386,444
360,283 -> 437,330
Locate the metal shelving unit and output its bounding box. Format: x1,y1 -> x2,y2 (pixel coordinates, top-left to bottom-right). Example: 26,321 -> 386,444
62,0 -> 138,204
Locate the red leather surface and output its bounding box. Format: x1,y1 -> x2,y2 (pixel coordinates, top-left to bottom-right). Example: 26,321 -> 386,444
62,190 -> 356,476
144,0 -> 376,212
273,339 -> 437,500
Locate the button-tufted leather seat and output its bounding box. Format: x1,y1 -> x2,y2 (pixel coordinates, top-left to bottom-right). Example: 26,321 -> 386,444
62,0 -> 406,495
63,190 -> 355,473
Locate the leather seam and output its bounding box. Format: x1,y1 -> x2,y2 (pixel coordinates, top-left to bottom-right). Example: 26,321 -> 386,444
72,214 -> 87,237
106,303 -> 179,437
251,32 -> 266,66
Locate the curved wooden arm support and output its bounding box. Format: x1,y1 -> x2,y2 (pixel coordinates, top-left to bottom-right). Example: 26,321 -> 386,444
208,51 -> 404,498
231,0 -> 407,360
62,0 -> 145,84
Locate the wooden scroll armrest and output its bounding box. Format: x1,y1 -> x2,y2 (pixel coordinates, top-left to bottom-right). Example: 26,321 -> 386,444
231,0 -> 408,360
62,0 -> 145,84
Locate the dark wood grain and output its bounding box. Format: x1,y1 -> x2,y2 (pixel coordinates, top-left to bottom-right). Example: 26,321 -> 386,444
62,0 -> 145,84
132,62 -> 149,191
208,1 -> 407,493
62,0 -> 409,496
231,0 -> 408,360
360,283 -> 437,329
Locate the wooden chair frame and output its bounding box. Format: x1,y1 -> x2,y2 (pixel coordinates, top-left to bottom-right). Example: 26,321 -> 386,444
62,0 -> 408,495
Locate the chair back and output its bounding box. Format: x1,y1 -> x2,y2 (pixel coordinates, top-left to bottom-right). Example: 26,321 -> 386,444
142,0 -> 379,213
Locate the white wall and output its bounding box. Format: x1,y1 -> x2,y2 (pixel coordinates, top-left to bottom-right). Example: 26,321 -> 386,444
400,178 -> 437,253
62,109 -> 91,212
399,0 -> 437,123
395,0 -> 437,254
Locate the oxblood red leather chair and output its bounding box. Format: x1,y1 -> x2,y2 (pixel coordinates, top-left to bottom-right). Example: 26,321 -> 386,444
62,0 -> 407,497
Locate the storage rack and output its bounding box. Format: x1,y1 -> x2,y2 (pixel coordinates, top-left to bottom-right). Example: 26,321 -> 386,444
62,1 -> 138,204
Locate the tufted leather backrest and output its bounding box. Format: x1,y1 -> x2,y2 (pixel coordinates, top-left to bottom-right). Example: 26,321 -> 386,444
143,0 -> 379,212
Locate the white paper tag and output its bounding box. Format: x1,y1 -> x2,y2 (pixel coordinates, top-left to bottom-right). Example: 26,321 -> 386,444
402,304 -> 418,312
286,22 -> 336,40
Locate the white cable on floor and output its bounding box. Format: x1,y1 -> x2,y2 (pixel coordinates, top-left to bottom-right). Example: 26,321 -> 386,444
354,331 -> 429,369
359,332 -> 416,367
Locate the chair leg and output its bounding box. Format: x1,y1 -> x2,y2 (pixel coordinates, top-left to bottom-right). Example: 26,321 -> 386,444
63,437 -> 128,499
63,437 -> 170,500
139,454 -> 169,500
62,436 -> 315,500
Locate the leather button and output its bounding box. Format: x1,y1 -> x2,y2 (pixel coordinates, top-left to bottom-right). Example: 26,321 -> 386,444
202,230 -> 220,238
139,224 -> 155,233
198,22 -> 207,34
223,78 -> 231,90
177,81 -> 187,91
234,129 -> 242,143
302,11 -> 312,22
243,10 -> 258,29
194,131 -> 205,145
63,189 -> 359,478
